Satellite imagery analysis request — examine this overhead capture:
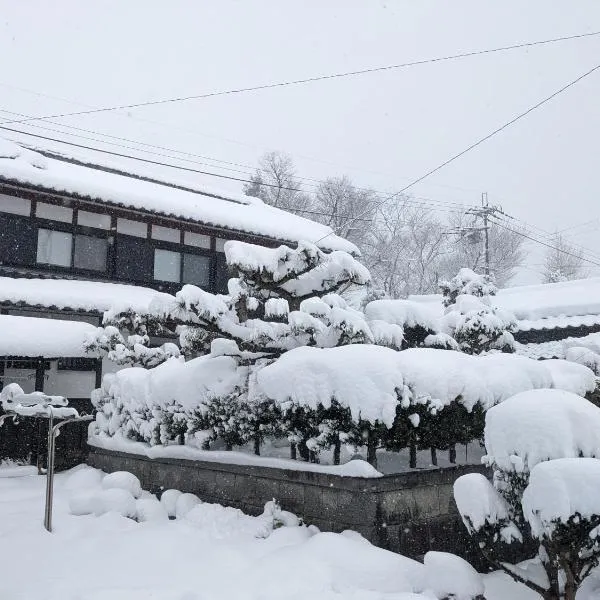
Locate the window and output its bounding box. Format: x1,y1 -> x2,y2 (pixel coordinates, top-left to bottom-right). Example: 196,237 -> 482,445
152,225 -> 180,243
215,238 -> 227,253
74,234 -> 108,271
117,218 -> 147,238
0,195 -> 31,216
183,253 -> 211,287
154,249 -> 181,282
0,213 -> 36,266
36,228 -> 72,267
184,231 -> 211,249
115,235 -> 153,282
36,202 -> 73,223
77,210 -> 111,229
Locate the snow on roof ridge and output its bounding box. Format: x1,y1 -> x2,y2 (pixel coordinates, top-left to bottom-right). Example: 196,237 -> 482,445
33,148 -> 253,207
0,314 -> 97,358
0,136 -> 357,254
0,275 -> 172,314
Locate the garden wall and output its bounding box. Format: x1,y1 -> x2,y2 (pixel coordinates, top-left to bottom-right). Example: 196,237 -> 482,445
88,446 -> 488,562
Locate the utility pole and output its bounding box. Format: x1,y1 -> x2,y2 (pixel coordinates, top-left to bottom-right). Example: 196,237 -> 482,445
482,192 -> 490,276
444,192 -> 508,277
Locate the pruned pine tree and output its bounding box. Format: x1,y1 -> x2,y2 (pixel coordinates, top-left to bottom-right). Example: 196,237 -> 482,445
455,390 -> 600,600
440,268 -> 516,355
90,240 -> 385,459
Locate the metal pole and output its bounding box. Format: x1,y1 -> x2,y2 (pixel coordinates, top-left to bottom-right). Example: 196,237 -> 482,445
44,407 -> 54,532
44,413 -> 93,533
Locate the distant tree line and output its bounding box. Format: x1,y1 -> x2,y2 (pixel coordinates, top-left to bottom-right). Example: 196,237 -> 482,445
244,151 -> 586,292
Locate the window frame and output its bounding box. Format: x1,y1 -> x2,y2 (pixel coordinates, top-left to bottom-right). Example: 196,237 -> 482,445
34,205 -> 112,276
151,235 -> 215,289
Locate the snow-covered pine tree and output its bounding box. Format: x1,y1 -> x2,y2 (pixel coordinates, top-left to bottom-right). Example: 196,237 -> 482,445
440,268 -> 516,355
90,240 -> 375,458
454,389 -> 600,600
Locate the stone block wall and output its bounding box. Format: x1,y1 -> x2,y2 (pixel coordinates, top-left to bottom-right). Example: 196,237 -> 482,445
88,446 -> 488,561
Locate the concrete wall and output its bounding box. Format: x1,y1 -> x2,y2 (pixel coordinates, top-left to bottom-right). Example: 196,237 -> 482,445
88,446 -> 488,561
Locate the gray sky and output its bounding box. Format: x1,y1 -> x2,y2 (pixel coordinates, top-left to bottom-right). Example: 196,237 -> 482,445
1,1 -> 599,284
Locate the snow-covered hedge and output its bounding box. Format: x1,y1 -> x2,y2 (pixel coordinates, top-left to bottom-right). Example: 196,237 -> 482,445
91,345 -> 596,468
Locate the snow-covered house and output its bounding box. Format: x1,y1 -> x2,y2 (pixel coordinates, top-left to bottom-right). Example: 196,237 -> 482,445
0,137 -> 355,405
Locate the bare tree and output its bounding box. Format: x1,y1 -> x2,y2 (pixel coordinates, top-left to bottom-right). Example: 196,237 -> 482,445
243,151 -> 313,215
542,233 -> 586,283
364,200 -> 448,298
312,176 -> 377,248
439,212 -> 525,287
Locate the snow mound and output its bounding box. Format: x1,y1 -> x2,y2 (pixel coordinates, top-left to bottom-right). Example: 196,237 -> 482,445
175,493 -> 201,518
484,389 -> 600,472
184,502 -> 273,539
92,488 -> 137,518
160,489 -> 182,518
69,491 -> 98,516
522,457 -> 600,538
135,498 -> 169,522
102,471 -> 142,499
365,299 -> 438,332
423,551 -> 485,600
63,466 -> 104,492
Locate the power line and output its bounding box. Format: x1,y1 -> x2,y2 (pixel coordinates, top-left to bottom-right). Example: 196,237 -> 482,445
314,61 -> 600,245
0,83 -> 497,195
492,213 -> 600,264
2,31 -> 600,126
0,123 -> 470,217
490,217 -> 600,268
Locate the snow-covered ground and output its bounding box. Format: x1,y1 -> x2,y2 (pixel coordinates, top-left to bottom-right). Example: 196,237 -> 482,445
0,463 -> 530,600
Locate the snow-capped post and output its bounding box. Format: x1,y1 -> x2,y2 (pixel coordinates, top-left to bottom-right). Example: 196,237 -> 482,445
0,383 -> 93,532
454,389 -> 600,600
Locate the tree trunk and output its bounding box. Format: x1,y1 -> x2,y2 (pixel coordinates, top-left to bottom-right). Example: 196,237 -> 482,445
253,435 -> 261,456
309,450 -> 319,463
333,437 -> 341,465
409,443 -> 417,469
290,442 -> 297,460
449,444 -> 457,464
366,433 -> 377,468
225,441 -> 233,451
430,447 -> 438,466
299,439 -> 310,462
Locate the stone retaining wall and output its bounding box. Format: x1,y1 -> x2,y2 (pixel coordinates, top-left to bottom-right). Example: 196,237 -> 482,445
88,446 -> 488,561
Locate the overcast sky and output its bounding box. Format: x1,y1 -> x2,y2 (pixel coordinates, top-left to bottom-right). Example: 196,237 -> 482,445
1,1 -> 599,284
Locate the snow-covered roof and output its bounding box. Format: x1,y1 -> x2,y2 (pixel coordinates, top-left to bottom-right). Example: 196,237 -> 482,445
0,137 -> 357,254
0,314 -> 97,357
409,276 -> 600,332
0,276 -> 171,314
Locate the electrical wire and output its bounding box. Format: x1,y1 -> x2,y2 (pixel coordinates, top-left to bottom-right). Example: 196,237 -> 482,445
0,107 -> 470,211
0,123 -> 470,218
2,31 -> 599,126
490,217 -> 600,268
314,61 -> 600,245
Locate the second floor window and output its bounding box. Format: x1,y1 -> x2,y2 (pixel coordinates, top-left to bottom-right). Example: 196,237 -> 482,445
153,248 -> 211,287
37,229 -> 72,267
37,229 -> 108,271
